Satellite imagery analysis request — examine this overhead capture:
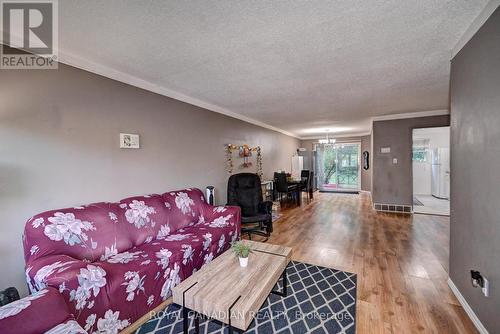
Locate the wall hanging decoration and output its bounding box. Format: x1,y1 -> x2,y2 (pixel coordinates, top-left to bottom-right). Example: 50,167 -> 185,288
225,144 -> 262,178
120,133 -> 140,148
363,151 -> 370,170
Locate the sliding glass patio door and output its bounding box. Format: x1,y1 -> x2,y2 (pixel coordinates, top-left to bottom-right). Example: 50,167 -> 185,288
314,142 -> 361,191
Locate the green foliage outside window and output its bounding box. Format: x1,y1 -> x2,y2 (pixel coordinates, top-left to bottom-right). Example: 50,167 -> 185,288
412,149 -> 427,162
322,145 -> 359,186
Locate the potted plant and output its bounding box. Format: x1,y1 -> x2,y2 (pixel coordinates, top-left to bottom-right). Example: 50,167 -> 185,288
232,241 -> 253,267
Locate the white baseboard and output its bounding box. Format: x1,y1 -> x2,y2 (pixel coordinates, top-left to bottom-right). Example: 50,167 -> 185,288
447,278 -> 489,334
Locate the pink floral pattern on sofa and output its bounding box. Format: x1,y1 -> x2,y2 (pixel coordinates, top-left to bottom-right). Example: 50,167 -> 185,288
23,188 -> 241,333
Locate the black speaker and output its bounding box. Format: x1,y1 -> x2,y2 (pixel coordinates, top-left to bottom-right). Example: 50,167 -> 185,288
0,287 -> 20,306
363,151 -> 369,170
206,186 -> 215,205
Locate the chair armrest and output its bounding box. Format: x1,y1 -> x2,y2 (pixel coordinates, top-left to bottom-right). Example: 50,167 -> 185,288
0,287 -> 84,334
258,201 -> 273,214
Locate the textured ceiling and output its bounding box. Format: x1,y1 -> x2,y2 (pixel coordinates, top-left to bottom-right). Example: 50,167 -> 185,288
58,1 -> 489,138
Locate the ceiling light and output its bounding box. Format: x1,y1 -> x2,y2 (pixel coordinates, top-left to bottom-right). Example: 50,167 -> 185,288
319,131 -> 336,145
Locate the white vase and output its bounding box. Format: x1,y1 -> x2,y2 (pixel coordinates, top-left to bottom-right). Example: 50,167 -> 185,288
239,257 -> 248,267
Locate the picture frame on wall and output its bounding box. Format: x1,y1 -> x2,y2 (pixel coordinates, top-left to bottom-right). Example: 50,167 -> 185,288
120,133 -> 140,148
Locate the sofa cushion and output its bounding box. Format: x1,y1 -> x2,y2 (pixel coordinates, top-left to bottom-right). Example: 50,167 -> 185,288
119,194 -> 172,246
24,202 -> 132,262
56,228 -> 235,330
161,188 -> 206,232
45,319 -> 87,334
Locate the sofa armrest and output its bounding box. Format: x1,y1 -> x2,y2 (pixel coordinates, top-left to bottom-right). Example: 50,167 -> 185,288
25,254 -> 86,294
0,287 -> 84,334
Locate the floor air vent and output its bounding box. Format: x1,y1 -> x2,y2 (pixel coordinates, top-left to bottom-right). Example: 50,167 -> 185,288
373,203 -> 412,214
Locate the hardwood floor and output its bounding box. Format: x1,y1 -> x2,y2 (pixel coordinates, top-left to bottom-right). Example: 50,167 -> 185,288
260,192 -> 477,334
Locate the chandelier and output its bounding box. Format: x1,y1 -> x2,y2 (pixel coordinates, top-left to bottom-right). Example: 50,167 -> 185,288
318,131 -> 336,145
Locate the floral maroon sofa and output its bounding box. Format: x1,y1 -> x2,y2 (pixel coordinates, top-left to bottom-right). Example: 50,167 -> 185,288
0,287 -> 86,334
20,188 -> 241,333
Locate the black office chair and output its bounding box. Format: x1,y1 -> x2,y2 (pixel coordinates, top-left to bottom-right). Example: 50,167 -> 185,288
227,173 -> 273,241
274,172 -> 298,204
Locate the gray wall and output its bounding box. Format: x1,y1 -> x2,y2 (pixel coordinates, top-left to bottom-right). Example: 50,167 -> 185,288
449,6 -> 500,332
372,115 -> 450,205
0,63 -> 299,295
300,135 -> 372,192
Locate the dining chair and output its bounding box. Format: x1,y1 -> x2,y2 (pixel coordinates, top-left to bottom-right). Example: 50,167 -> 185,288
274,172 -> 298,204
301,170 -> 313,203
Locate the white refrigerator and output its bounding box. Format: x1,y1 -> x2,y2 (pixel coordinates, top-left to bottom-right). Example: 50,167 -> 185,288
431,148 -> 450,199
291,155 -> 303,180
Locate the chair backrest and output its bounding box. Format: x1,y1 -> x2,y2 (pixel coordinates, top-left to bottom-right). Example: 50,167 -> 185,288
274,173 -> 289,193
309,171 -> 314,189
300,169 -> 311,185
227,173 -> 263,217
273,172 -> 280,181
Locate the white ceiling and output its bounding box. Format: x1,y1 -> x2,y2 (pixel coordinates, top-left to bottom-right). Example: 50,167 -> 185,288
57,1 -> 489,138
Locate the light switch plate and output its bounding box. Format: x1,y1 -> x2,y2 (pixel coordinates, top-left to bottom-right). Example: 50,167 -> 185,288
381,147 -> 391,153
393,158 -> 398,164
120,133 -> 140,148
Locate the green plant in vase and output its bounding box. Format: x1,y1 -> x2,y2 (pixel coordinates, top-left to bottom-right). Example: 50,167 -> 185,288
232,241 -> 253,267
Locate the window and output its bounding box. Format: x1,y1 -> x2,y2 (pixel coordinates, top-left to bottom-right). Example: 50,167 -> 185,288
413,138 -> 429,162
412,148 -> 427,162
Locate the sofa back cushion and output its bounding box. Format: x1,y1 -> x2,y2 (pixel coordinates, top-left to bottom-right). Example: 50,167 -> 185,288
161,188 -> 206,231
23,188 -> 208,263
23,202 -> 133,262
118,194 -> 172,246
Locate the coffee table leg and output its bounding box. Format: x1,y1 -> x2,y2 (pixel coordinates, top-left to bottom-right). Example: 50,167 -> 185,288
194,312 -> 200,334
282,267 -> 288,297
271,267 -> 288,297
183,307 -> 189,334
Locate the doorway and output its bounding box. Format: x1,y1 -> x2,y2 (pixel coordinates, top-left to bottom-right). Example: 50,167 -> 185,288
315,142 -> 361,192
412,126 -> 450,215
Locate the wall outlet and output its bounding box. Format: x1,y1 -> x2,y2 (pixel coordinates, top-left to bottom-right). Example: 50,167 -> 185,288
482,277 -> 489,297
470,270 -> 489,297
392,158 -> 398,164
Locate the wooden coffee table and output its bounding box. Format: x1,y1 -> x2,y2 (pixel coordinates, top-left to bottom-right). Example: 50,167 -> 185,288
172,240 -> 292,333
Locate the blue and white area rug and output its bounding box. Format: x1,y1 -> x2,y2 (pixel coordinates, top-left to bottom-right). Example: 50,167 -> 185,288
136,261 -> 356,334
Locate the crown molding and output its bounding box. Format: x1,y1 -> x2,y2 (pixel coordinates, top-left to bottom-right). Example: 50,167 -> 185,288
52,49 -> 300,139
371,109 -> 449,122
452,0 -> 500,59
1,41 -> 451,140
0,37 -> 294,137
